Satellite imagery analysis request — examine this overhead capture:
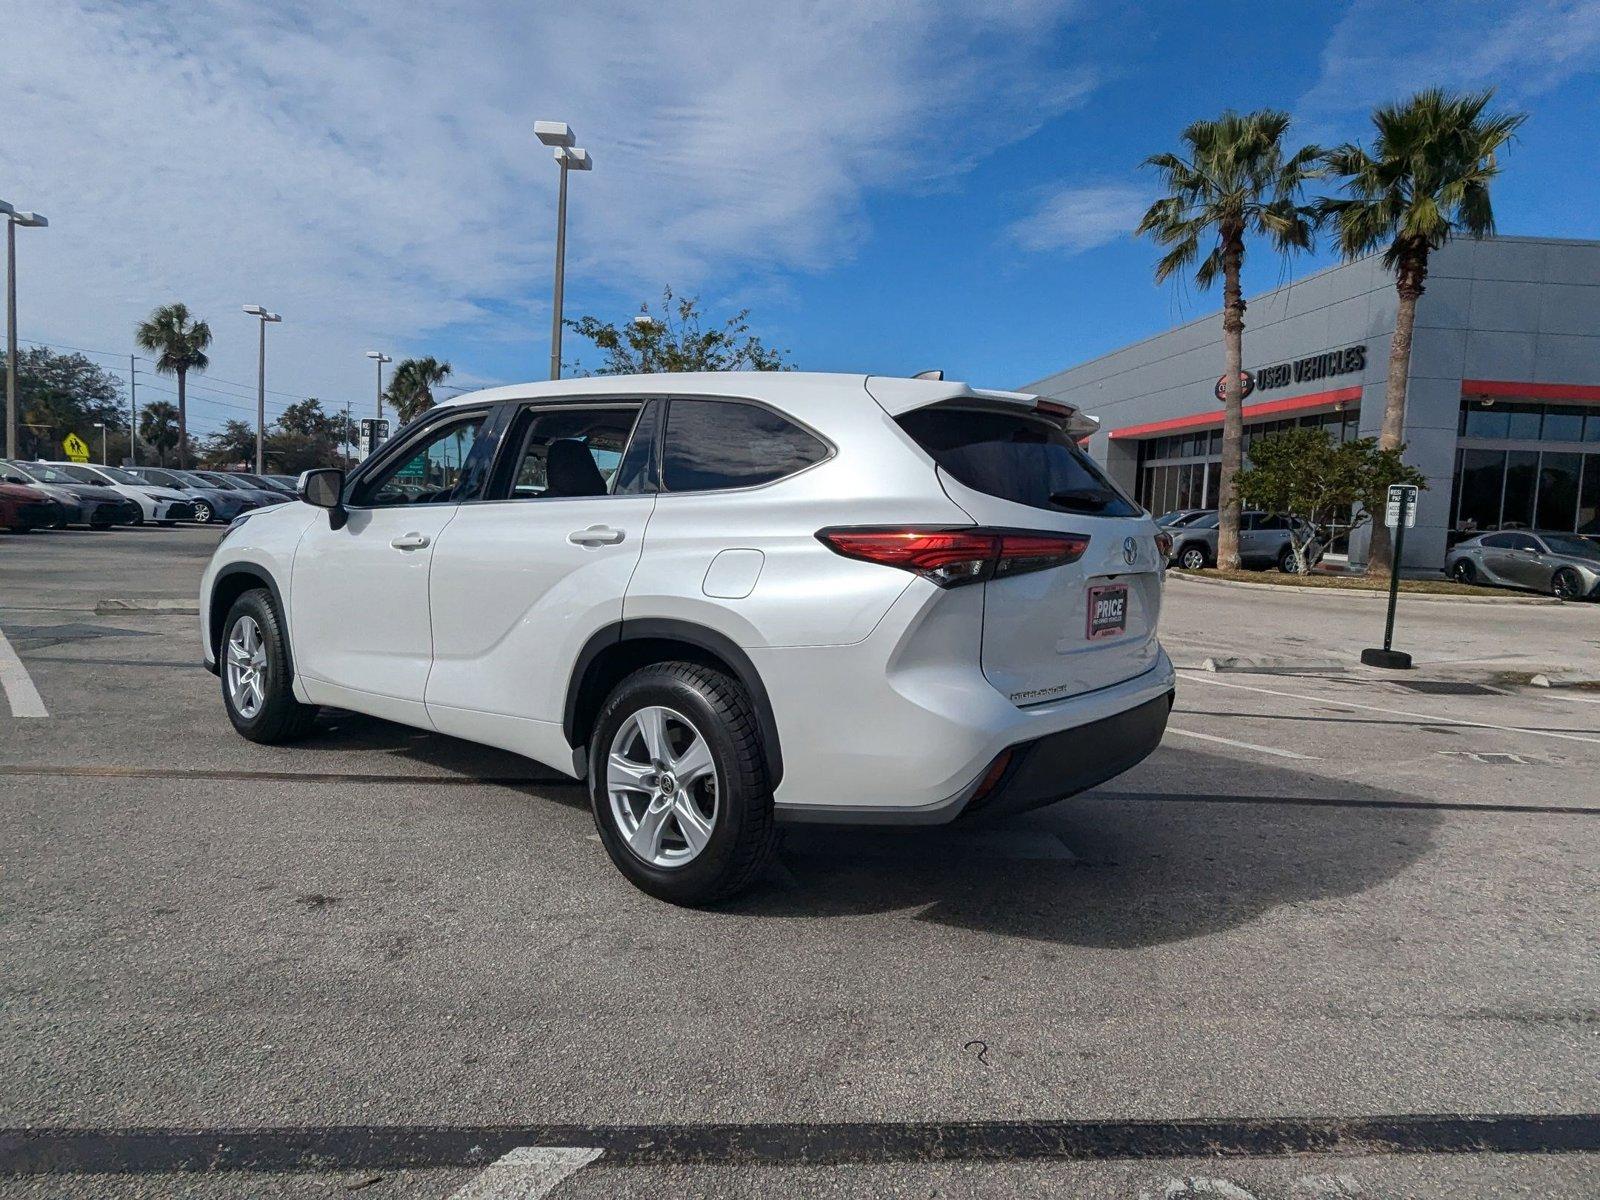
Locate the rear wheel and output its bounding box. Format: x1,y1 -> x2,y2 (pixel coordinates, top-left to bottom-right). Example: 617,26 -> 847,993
1177,544 -> 1208,571
588,662 -> 775,905
220,589 -> 319,743
1552,568 -> 1583,601
1449,559 -> 1476,585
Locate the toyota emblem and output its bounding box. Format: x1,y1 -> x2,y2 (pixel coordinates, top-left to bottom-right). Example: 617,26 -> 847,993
1123,536 -> 1138,566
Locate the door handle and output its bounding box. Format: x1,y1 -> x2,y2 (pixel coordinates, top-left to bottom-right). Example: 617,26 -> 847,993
390,532 -> 431,550
568,525 -> 625,546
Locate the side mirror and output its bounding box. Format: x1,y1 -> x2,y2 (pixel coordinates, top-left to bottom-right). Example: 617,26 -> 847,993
298,468 -> 348,530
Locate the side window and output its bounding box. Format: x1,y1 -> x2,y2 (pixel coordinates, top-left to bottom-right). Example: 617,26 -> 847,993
1255,514 -> 1286,531
501,405 -> 643,500
1508,533 -> 1541,552
613,399 -> 659,496
662,399 -> 829,492
358,412 -> 486,507
1481,533 -> 1515,549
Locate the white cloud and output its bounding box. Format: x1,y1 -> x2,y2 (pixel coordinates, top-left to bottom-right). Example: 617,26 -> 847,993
1008,183 -> 1146,255
0,0 -> 1094,430
1300,0 -> 1600,126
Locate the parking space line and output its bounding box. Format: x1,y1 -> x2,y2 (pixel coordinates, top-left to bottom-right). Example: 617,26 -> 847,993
1178,672 -> 1600,747
1165,727 -> 1316,760
448,1146 -> 602,1199
0,627 -> 48,718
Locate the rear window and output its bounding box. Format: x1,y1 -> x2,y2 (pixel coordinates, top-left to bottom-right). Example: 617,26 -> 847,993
662,399 -> 829,492
896,407 -> 1137,516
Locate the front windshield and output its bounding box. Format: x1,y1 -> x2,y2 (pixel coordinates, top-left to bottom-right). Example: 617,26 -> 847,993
100,467 -> 146,486
170,471 -> 211,488
198,473 -> 247,491
1191,512 -> 1221,529
8,462 -> 70,485
58,465 -> 110,485
1542,535 -> 1600,562
136,469 -> 186,488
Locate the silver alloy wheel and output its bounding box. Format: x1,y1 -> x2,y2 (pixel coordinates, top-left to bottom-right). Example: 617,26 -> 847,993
225,614 -> 268,719
193,501 -> 213,524
1180,547 -> 1205,570
606,704 -> 719,869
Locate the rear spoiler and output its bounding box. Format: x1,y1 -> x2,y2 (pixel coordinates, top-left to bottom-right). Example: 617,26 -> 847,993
865,376 -> 1099,438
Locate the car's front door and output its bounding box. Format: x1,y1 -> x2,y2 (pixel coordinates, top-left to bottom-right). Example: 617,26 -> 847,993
1507,534 -> 1557,590
424,399 -> 658,764
290,406 -> 493,726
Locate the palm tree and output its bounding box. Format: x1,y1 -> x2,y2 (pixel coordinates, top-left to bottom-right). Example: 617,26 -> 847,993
138,400 -> 181,466
1319,88 -> 1525,575
1136,110 -> 1321,570
135,303 -> 212,468
385,356 -> 452,425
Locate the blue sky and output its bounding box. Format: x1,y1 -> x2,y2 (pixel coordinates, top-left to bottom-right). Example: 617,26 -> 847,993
3,1 -> 1598,437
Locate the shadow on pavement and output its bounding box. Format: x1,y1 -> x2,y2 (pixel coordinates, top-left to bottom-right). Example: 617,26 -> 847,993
732,747 -> 1440,948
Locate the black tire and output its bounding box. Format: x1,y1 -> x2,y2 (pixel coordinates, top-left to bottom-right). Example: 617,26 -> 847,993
1552,568 -> 1583,601
1177,544 -> 1208,571
1449,559 -> 1476,585
127,507 -> 144,526
588,661 -> 776,905
219,589 -> 319,743
192,500 -> 215,524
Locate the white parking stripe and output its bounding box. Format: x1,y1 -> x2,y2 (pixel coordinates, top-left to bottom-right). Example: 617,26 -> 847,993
0,627 -> 48,718
1165,726 -> 1316,760
1179,671 -> 1600,747
448,1146 -> 602,1199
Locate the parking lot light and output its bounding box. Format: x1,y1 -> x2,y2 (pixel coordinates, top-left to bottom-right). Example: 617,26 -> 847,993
365,351 -> 392,423
243,306 -> 282,475
3,201 -> 48,459
536,122 -> 592,381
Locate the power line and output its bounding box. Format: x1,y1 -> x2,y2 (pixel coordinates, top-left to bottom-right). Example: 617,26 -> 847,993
13,334 -> 335,406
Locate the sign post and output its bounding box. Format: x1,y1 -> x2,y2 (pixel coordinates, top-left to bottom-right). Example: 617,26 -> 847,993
1360,483 -> 1418,670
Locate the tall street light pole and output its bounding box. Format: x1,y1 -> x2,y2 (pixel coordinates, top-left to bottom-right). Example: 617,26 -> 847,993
93,421 -> 106,465
243,305 -> 282,475
534,122 -> 591,381
366,350 -> 392,421
2,201 -> 48,460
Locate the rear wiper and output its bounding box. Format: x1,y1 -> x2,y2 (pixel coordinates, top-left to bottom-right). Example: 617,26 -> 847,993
1048,489 -> 1110,512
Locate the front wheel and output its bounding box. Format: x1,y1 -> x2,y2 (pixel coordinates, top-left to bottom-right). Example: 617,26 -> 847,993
1177,545 -> 1208,571
588,662 -> 776,905
1277,546 -> 1305,574
1449,559 -> 1476,585
220,589 -> 319,743
192,500 -> 215,524
1552,568 -> 1584,601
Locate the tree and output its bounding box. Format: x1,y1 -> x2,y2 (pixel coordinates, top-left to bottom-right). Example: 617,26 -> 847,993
135,303 -> 212,469
139,401 -> 181,466
565,287 -> 792,375
1236,428 -> 1426,574
385,357 -> 452,425
267,398 -> 353,473
1319,88 -> 1525,575
0,345 -> 127,460
202,419 -> 256,469
1136,111 -> 1321,571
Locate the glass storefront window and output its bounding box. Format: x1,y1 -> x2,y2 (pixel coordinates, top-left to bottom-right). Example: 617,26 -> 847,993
1536,452 -> 1582,532
1205,460 -> 1220,509
1543,406 -> 1585,441
1502,450 -> 1538,528
1580,459 -> 1600,534
1462,402 -> 1509,439
1506,406 -> 1543,440
1586,413 -> 1600,444
1455,449 -> 1504,534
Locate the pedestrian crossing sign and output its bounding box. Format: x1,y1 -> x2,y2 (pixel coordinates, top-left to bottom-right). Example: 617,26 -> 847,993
62,433 -> 90,462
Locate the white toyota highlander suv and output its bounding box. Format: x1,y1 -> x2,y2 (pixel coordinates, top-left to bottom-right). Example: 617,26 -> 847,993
200,372 -> 1175,903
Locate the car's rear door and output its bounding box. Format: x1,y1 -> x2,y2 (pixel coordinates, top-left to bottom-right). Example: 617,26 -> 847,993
423,399 -> 657,755
891,400 -> 1163,705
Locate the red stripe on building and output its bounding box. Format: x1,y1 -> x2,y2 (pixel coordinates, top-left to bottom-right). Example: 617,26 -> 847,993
1461,379 -> 1600,402
1107,385 -> 1363,440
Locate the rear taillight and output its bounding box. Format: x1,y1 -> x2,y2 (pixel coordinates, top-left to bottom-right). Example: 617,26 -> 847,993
1155,531 -> 1173,559
816,527 -> 1089,588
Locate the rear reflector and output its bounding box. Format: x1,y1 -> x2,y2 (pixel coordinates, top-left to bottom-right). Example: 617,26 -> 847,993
816,526 -> 1089,588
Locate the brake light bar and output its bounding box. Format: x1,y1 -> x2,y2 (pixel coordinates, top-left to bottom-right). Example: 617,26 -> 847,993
816,527 -> 1089,588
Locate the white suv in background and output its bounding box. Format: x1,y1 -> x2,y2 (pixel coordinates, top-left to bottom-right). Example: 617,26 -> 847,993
199,373 -> 1175,903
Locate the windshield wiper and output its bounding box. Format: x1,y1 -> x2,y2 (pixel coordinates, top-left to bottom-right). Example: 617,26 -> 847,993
1048,489 -> 1110,512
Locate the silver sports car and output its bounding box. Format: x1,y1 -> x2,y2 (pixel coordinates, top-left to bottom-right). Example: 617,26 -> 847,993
1445,531 -> 1600,600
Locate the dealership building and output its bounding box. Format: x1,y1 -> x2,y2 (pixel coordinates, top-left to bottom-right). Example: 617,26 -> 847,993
1023,235 -> 1600,570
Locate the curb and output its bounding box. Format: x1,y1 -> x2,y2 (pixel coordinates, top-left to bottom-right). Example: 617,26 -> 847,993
1165,570 -> 1560,605
95,598 -> 200,615
1529,672 -> 1600,689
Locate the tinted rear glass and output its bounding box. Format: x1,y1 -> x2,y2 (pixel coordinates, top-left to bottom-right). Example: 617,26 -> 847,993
896,407 -> 1137,516
662,399 -> 829,492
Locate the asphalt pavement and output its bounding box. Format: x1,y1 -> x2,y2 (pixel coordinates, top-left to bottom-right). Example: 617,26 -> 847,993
1,526 -> 1596,1198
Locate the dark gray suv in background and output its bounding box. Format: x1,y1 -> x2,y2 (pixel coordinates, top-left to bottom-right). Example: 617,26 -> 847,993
1165,510 -> 1323,573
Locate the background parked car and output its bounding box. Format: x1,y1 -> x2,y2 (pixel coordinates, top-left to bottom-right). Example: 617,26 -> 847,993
0,480 -> 62,532
1446,531 -> 1600,600
263,474 -> 301,492
1167,510 -> 1323,573
0,459 -> 138,528
190,470 -> 288,509
43,463 -> 195,526
226,470 -> 297,497
1155,508 -> 1214,528
124,467 -> 258,525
